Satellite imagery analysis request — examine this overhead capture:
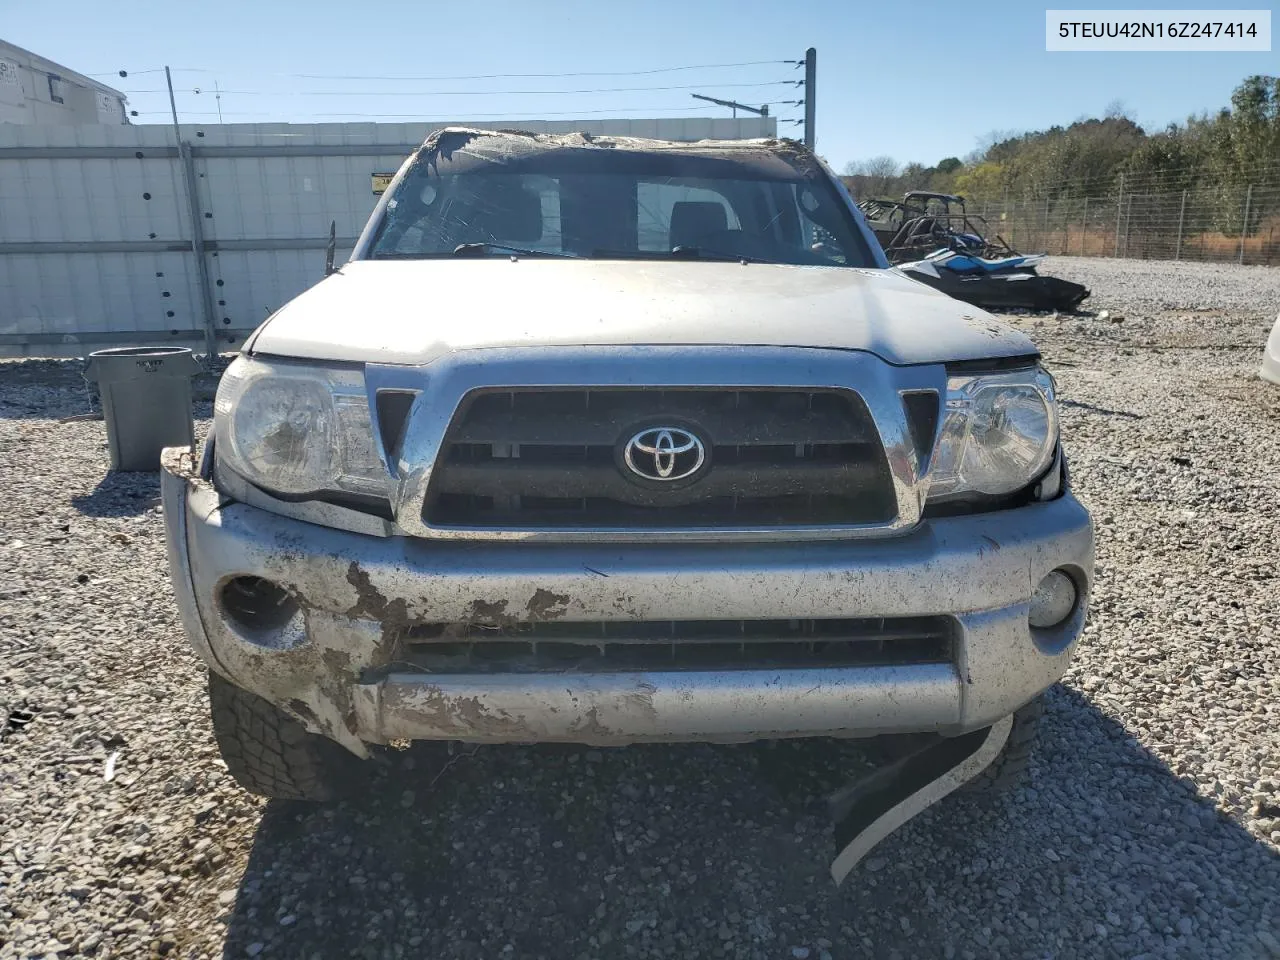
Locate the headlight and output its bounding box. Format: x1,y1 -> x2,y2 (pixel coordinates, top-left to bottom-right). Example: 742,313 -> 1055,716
926,366 -> 1058,500
214,356 -> 388,499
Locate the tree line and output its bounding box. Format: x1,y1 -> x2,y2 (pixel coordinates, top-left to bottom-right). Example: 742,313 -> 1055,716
842,74 -> 1280,221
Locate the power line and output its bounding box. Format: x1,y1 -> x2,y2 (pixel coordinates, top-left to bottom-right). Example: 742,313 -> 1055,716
93,60 -> 795,82
129,104 -> 752,119
85,67 -> 167,77
122,80 -> 800,97
291,60 -> 796,81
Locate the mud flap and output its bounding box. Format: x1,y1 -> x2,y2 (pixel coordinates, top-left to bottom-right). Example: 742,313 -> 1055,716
828,714 -> 1012,884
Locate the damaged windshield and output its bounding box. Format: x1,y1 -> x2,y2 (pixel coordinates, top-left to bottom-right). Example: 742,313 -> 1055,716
366,140 -> 875,268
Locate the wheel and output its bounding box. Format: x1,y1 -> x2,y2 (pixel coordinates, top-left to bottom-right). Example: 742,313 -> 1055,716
206,672 -> 364,801
961,695 -> 1044,797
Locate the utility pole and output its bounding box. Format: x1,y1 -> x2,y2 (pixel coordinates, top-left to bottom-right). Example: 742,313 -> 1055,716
803,47 -> 816,151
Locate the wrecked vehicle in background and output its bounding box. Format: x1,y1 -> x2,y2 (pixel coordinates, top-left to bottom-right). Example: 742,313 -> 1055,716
859,191 -> 1090,312
162,128 -> 1093,880
898,249 -> 1091,313
860,191 -> 997,262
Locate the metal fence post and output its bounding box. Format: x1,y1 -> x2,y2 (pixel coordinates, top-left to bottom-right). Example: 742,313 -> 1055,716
1239,183 -> 1253,265
1113,174 -> 1124,258
1174,189 -> 1187,260
166,66 -> 218,362
179,141 -> 219,362
1123,192 -> 1133,258
1080,197 -> 1089,255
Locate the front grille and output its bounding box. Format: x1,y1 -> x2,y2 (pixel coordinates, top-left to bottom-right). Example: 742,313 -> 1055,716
424,388 -> 895,528
396,616 -> 954,673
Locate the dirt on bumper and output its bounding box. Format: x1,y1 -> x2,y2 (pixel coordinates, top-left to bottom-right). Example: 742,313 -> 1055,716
161,448 -> 1094,754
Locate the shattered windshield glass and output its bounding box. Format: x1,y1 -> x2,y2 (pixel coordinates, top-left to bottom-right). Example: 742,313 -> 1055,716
367,137 -> 875,268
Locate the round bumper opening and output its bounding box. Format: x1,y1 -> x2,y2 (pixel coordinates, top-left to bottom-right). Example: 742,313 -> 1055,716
1029,569 -> 1078,629
220,576 -> 298,632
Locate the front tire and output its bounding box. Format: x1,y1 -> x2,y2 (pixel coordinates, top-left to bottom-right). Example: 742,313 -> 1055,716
207,673 -> 363,801
961,695 -> 1044,797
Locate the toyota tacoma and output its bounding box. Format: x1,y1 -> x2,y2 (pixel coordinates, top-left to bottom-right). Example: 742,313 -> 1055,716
162,129 -> 1093,845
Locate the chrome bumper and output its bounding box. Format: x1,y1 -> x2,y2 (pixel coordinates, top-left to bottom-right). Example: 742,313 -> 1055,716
161,449 -> 1093,757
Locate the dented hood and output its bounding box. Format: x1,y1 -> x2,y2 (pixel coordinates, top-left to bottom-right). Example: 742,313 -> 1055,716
249,259 -> 1036,366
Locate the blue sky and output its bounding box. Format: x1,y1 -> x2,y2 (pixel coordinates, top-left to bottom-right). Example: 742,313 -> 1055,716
7,0 -> 1276,169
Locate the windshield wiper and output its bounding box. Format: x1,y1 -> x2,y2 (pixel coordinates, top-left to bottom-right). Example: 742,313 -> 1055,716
452,242 -> 580,259
668,245 -> 769,264
589,248 -> 667,260
589,246 -> 771,264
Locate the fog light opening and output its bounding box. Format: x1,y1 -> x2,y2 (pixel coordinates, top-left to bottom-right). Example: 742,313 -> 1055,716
220,576 -> 298,632
1029,570 -> 1077,630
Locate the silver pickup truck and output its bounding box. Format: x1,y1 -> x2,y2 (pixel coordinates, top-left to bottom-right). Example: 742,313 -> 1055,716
162,130 -> 1093,848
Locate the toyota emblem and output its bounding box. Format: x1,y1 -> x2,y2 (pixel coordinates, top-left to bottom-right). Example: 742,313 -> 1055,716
623,427 -> 707,482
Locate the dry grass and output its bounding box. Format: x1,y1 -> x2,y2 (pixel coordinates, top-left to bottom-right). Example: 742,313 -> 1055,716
993,222 -> 1280,264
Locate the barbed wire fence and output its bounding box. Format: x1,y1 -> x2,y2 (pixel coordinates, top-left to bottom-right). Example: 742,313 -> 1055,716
965,178 -> 1280,267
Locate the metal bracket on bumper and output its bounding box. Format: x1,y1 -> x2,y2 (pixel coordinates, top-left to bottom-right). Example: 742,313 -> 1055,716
827,715 -> 1012,884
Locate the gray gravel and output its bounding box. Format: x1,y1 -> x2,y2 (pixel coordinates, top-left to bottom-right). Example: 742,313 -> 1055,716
2,256 -> 1279,960
1041,255 -> 1280,315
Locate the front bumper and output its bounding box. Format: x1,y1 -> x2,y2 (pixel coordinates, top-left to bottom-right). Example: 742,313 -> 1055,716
162,449 -> 1093,756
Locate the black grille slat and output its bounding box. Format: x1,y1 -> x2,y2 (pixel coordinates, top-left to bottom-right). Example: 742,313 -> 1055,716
398,616 -> 953,673
449,395 -> 876,446
431,493 -> 879,527
432,457 -> 886,505
426,388 -> 895,529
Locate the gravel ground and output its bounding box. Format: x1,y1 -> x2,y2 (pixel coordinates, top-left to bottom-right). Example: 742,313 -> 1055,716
1040,256 -> 1280,315
2,256 -> 1279,960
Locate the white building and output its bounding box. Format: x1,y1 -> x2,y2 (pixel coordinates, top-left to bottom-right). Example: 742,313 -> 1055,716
0,39 -> 129,126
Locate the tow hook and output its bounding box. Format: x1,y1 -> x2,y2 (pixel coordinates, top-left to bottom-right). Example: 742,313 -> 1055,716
828,715 -> 1013,884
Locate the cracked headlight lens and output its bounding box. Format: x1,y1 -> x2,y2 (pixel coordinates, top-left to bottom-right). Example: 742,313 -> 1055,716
214,356 -> 387,498
926,366 -> 1058,499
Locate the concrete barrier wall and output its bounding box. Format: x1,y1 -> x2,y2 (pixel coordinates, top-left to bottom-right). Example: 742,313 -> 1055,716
0,117 -> 776,357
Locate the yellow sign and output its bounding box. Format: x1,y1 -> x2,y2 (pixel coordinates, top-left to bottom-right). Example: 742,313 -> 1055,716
371,173 -> 396,195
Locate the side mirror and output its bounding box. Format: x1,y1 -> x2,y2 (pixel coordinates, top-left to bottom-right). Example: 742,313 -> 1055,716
324,220 -> 337,277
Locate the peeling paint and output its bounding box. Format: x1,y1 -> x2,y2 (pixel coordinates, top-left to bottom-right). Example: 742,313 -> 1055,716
288,698 -> 319,727
321,648 -> 353,675
344,562 -> 409,634
160,445 -> 197,478
160,445 -> 217,496
393,685 -> 529,738
526,588 -> 570,621
467,598 -> 512,626
569,706 -> 612,741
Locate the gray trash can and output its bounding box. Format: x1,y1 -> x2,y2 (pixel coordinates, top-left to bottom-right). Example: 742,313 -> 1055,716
84,347 -> 203,471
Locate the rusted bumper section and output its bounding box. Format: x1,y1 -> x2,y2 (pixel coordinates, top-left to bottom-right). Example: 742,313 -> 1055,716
161,446 -> 1094,755
351,666 -> 960,745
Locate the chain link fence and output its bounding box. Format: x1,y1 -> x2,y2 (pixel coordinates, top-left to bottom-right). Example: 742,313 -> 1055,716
967,182 -> 1280,265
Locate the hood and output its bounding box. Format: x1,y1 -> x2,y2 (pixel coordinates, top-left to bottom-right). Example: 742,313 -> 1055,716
249,259 -> 1036,367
